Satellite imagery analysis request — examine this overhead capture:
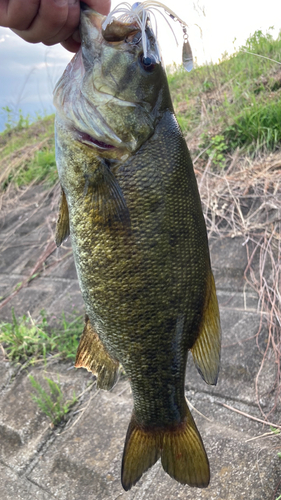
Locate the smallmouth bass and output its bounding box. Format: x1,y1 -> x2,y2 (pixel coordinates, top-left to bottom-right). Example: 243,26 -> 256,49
53,2 -> 221,491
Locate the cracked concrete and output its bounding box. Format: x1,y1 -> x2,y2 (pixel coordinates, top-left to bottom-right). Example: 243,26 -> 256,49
0,185 -> 280,499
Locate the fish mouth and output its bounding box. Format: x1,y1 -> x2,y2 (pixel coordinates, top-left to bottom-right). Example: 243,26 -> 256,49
54,7 -> 156,153
75,129 -> 116,150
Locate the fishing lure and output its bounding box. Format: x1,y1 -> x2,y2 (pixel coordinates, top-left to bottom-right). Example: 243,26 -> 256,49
102,1 -> 193,71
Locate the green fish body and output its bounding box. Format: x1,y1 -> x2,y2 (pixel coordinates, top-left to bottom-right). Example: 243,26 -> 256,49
54,4 -> 221,491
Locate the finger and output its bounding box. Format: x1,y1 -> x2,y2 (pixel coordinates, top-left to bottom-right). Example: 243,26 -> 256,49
0,0 -> 40,30
85,0 -> 111,15
42,0 -> 81,46
13,0 -> 80,45
60,26 -> 80,51
59,0 -> 111,52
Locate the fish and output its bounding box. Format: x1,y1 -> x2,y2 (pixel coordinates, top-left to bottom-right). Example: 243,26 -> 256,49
53,1 -> 221,491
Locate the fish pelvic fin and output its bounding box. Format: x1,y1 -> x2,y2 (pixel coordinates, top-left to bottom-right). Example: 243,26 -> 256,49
55,188 -> 70,247
121,402 -> 210,491
191,270 -> 221,385
75,315 -> 119,390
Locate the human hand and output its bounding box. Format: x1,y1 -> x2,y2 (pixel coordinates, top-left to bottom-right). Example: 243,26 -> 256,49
0,0 -> 111,52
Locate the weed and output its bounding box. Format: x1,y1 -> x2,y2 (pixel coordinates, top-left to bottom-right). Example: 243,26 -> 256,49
14,143 -> 57,187
0,114 -> 56,192
51,311 -> 84,360
0,309 -> 55,363
29,375 -> 77,426
1,106 -> 35,133
0,309 -> 84,363
205,134 -> 228,167
224,99 -> 281,154
166,28 -> 281,161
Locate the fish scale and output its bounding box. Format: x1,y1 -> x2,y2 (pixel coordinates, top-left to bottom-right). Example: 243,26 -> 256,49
54,4 -> 221,491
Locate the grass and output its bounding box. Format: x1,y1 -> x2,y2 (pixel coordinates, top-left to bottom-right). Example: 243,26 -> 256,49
167,28 -> 281,160
29,374 -> 77,426
0,309 -> 84,427
0,111 -> 57,191
0,309 -> 54,363
0,308 -> 84,364
52,312 -> 84,361
0,308 -> 83,427
11,142 -> 57,188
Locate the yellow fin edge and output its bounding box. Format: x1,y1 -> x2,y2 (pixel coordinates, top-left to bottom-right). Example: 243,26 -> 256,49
191,271 -> 221,385
121,402 -> 210,491
75,315 -> 119,390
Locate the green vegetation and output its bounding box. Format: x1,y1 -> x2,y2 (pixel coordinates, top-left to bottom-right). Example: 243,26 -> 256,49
0,308 -> 84,364
12,142 -> 57,188
0,111 -> 56,191
167,28 -> 281,160
0,309 -> 53,363
29,374 -> 77,426
53,311 -> 84,361
1,106 -> 31,132
0,309 -> 83,426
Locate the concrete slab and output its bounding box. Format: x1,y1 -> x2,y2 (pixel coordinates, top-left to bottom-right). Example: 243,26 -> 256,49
0,362 -> 91,473
0,185 -> 280,499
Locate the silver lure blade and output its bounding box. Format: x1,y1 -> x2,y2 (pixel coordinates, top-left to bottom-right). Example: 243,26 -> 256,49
182,37 -> 193,72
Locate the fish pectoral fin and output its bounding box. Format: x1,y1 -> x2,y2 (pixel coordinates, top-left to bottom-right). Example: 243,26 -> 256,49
191,271 -> 221,385
88,160 -> 131,228
75,315 -> 119,390
121,402 -> 210,491
55,188 -> 70,247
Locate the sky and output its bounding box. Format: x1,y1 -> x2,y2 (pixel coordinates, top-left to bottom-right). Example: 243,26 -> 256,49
0,0 -> 281,132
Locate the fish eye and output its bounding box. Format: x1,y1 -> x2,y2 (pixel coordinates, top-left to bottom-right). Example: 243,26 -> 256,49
139,55 -> 156,72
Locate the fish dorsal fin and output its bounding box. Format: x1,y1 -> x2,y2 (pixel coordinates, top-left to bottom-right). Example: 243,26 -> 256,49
191,271 -> 221,385
75,315 -> 120,390
55,188 -> 70,247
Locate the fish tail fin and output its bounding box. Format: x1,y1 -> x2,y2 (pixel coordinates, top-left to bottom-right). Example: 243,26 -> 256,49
121,415 -> 161,491
161,402 -> 210,488
121,403 -> 210,491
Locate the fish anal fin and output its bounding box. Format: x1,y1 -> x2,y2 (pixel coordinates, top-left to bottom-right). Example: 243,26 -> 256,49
191,271 -> 221,385
121,401 -> 210,491
55,188 -> 70,247
75,315 -> 119,390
